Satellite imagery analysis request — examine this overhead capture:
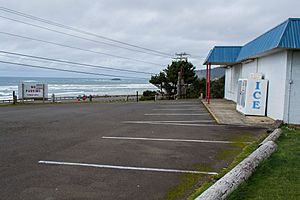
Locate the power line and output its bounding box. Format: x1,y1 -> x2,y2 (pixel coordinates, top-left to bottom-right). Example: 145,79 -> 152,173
0,6 -> 173,57
0,50 -> 155,75
0,60 -> 149,79
0,54 -> 143,75
0,31 -> 162,66
0,15 -> 170,58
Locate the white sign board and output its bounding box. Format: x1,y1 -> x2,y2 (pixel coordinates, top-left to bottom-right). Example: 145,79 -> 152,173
18,83 -> 48,99
236,79 -> 268,116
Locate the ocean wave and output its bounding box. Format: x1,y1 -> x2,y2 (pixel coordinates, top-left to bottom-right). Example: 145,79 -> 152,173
0,86 -> 18,90
0,78 -> 158,100
22,80 -> 38,83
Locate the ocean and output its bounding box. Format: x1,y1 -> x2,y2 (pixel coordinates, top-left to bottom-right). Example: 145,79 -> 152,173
0,77 -> 157,100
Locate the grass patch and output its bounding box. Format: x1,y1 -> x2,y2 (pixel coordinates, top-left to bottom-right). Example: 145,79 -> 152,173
164,132 -> 267,200
227,127 -> 300,200
164,165 -> 213,200
188,132 -> 267,200
231,134 -> 257,148
215,148 -> 241,161
215,134 -> 257,161
164,173 -> 206,200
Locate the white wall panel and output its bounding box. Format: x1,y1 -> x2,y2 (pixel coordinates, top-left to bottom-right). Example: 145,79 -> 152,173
241,60 -> 257,78
257,51 -> 288,120
288,51 -> 300,124
224,68 -> 232,100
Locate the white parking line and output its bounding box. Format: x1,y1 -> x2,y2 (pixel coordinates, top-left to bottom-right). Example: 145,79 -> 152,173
144,113 -> 209,116
159,102 -> 199,104
122,121 -> 218,127
159,105 -> 201,107
102,136 -> 250,144
38,160 -> 218,175
153,109 -> 204,111
125,120 -> 214,123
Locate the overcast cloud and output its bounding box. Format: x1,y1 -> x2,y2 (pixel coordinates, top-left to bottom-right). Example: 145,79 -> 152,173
0,0 -> 299,78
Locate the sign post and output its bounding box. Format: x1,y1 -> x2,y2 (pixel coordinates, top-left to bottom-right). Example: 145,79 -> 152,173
13,91 -> 17,104
18,83 -> 48,101
22,83 -> 24,103
42,84 -> 45,103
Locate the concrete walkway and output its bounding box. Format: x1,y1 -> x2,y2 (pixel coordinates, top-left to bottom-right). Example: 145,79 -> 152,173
202,99 -> 274,127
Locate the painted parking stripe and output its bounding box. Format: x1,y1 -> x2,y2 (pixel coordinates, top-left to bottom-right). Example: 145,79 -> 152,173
158,102 -> 199,104
124,121 -> 256,128
144,113 -> 209,116
38,160 -> 218,175
122,121 -> 218,127
159,105 -> 201,107
153,109 -> 204,111
102,136 -> 250,144
160,102 -> 199,104
124,120 -> 214,123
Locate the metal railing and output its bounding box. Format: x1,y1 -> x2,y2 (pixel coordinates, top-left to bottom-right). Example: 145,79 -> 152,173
0,94 -> 142,105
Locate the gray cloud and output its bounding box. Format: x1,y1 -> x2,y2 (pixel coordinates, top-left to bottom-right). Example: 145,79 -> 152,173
0,0 -> 299,77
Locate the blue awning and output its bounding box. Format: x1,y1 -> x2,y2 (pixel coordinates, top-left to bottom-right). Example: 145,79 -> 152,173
203,46 -> 242,65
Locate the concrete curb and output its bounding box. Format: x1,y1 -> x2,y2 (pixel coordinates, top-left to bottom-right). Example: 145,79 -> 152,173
195,129 -> 281,200
200,100 -> 220,124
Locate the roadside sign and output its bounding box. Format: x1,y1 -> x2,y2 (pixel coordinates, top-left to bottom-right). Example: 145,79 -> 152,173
18,83 -> 48,100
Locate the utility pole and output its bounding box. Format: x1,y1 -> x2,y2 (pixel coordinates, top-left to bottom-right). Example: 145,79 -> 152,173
173,52 -> 189,62
174,52 -> 190,99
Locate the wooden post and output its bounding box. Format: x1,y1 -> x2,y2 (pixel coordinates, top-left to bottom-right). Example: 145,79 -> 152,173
42,84 -> 45,103
13,91 -> 17,104
22,83 -> 24,103
206,64 -> 208,101
208,64 -> 211,104
52,94 -> 55,103
136,91 -> 139,102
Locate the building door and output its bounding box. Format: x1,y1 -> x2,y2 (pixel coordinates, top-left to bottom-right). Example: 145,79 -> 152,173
289,51 -> 300,124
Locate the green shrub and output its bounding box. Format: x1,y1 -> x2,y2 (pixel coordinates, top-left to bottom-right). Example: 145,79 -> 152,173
140,90 -> 158,101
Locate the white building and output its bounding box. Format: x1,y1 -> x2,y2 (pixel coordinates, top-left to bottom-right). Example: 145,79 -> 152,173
204,18 -> 300,124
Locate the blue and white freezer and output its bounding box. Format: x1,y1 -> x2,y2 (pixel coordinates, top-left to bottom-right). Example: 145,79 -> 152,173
236,79 -> 268,116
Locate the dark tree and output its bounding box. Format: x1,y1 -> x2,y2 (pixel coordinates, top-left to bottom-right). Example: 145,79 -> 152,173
186,78 -> 206,98
149,71 -> 167,94
210,76 -> 225,98
150,61 -> 197,97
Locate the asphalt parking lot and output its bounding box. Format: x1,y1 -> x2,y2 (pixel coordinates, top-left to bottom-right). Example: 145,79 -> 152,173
0,100 -> 266,200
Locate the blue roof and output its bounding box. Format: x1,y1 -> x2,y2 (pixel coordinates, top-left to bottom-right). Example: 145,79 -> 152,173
204,18 -> 300,65
204,46 -> 242,65
279,18 -> 300,48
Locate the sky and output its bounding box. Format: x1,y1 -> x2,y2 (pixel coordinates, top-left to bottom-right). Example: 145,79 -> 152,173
0,0 -> 299,78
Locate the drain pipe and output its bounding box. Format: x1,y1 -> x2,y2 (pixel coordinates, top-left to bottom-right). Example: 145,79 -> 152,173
287,51 -> 293,124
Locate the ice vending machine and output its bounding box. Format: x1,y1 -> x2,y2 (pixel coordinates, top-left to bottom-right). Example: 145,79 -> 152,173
236,78 -> 268,116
